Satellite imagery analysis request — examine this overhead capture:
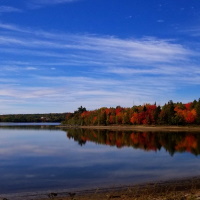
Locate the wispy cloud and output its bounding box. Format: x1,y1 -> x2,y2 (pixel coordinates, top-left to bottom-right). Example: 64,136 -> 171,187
0,23 -> 192,65
34,0 -> 78,5
0,23 -> 199,113
0,6 -> 22,13
157,19 -> 164,23
28,0 -> 79,9
105,64 -> 200,78
0,66 -> 38,72
0,86 -> 63,99
177,26 -> 200,39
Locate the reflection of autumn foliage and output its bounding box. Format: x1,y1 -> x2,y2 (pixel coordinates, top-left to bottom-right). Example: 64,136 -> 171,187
66,129 -> 200,156
64,99 -> 200,126
175,135 -> 197,152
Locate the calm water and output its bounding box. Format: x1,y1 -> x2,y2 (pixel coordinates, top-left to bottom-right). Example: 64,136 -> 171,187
0,123 -> 200,194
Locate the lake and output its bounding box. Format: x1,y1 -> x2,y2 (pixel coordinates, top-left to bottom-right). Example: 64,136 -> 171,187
0,123 -> 200,196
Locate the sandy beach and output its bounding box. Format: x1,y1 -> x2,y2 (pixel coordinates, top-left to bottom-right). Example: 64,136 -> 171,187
59,125 -> 200,132
2,177 -> 200,200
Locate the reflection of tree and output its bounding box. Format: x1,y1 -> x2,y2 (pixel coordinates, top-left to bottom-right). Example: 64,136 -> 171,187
0,125 -> 59,130
78,140 -> 86,146
66,129 -> 200,156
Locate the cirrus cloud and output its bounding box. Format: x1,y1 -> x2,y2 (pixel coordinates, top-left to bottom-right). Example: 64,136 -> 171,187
0,6 -> 22,13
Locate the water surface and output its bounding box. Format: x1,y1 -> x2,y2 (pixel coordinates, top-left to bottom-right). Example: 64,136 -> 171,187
0,124 -> 200,194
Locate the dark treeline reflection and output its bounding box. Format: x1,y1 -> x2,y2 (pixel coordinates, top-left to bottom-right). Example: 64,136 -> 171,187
0,125 -> 60,130
66,129 -> 200,156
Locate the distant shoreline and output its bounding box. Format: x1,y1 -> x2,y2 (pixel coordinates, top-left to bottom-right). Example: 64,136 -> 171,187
59,125 -> 200,132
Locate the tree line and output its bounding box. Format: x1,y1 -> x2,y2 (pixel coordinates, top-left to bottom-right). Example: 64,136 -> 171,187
0,113 -> 67,122
63,99 -> 200,126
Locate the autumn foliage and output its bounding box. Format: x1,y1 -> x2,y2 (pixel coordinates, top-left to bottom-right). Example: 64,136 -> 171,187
63,99 -> 200,126
67,129 -> 200,156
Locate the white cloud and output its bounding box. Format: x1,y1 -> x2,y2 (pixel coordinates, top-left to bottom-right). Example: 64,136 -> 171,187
34,0 -> 78,5
105,66 -> 173,75
0,23 -> 199,113
25,67 -> 38,70
27,0 -> 79,9
157,20 -> 164,23
178,26 -> 200,38
0,87 -> 62,99
0,23 -> 33,33
105,64 -> 200,79
0,66 -> 38,72
0,6 -> 22,13
0,23 -> 193,66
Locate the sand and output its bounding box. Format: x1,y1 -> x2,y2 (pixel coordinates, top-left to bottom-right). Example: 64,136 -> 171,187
59,125 -> 200,132
2,177 -> 200,200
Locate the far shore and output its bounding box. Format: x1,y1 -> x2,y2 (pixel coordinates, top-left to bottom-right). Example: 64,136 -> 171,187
58,124 -> 200,132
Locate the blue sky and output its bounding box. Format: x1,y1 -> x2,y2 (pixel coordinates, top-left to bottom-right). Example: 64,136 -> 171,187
1,0 -> 200,114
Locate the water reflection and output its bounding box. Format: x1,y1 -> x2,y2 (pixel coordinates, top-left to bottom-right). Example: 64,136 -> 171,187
66,129 -> 200,156
0,122 -> 60,130
0,125 -> 200,195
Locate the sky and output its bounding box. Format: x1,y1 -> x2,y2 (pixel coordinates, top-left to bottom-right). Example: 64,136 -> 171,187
1,0 -> 200,114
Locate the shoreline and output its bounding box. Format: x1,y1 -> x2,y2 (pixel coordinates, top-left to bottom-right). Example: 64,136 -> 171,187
59,125 -> 200,132
3,177 -> 200,200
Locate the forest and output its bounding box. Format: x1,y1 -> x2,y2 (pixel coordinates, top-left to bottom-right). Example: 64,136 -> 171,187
63,99 -> 200,126
0,113 -> 67,122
